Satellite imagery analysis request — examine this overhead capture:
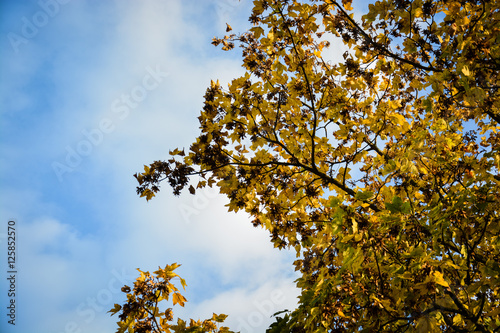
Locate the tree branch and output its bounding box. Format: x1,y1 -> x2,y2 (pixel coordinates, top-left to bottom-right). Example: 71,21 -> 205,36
327,0 -> 438,72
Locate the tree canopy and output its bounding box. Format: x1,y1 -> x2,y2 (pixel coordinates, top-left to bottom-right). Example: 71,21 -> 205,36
112,0 -> 500,331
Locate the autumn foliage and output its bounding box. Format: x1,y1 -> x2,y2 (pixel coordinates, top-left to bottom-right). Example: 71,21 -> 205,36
109,264 -> 234,333
113,0 -> 500,331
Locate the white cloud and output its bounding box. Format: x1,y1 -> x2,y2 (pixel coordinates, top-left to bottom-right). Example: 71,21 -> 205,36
0,216 -> 127,333
175,278 -> 300,332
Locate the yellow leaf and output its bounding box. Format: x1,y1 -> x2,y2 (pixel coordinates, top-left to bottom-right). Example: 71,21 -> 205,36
212,313 -> 228,323
342,0 -> 353,11
452,314 -> 463,326
210,79 -> 220,88
267,30 -> 275,42
108,304 -> 122,316
462,65 -> 470,76
389,113 -> 406,125
172,292 -> 187,307
433,271 -> 450,288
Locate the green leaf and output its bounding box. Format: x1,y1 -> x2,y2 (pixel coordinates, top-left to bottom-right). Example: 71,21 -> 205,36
355,190 -> 374,201
385,196 -> 404,213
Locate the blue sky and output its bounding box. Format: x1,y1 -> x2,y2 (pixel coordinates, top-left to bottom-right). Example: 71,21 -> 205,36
0,1 -> 303,332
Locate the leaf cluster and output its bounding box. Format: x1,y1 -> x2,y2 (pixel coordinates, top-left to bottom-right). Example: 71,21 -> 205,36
109,264 -> 234,333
